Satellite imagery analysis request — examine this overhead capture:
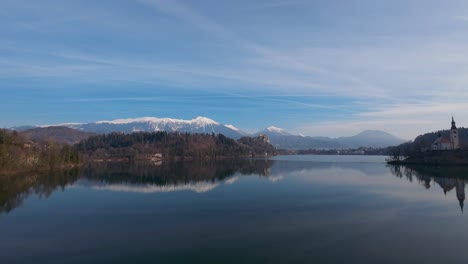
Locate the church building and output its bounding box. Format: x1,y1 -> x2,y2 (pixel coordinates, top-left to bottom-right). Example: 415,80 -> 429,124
431,117 -> 461,151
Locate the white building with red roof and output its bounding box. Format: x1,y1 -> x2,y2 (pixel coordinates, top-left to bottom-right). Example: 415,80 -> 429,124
431,117 -> 461,151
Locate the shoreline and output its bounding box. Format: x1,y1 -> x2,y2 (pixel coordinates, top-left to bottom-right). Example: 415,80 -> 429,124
0,163 -> 83,177
387,149 -> 468,166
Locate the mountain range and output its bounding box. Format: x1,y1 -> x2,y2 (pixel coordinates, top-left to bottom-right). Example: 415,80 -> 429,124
259,129 -> 406,149
13,116 -> 406,149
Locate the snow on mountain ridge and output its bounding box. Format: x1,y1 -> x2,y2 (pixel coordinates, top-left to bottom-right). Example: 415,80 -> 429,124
48,116 -> 243,138
95,116 -> 219,127
40,122 -> 84,128
191,116 -> 220,126
225,124 -> 240,131
266,126 -> 288,134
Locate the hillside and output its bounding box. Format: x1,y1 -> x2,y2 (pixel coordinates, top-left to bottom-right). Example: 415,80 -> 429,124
335,130 -> 407,148
0,129 -> 81,174
75,132 -> 276,161
20,126 -> 95,145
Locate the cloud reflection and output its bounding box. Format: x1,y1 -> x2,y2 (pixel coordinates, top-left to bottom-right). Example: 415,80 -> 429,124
89,181 -> 219,193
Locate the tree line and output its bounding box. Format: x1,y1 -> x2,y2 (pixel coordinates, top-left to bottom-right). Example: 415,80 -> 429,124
1,129 -> 276,173
0,129 -> 81,173
75,131 -> 277,161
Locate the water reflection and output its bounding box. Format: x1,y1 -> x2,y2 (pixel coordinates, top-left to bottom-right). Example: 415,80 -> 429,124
388,165 -> 467,212
4,157 -> 468,263
4,158 -> 468,216
0,159 -> 274,214
0,169 -> 81,214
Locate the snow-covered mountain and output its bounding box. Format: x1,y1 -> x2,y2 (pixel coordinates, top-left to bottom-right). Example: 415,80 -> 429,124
52,116 -> 244,139
259,126 -> 292,136
224,124 -> 248,135
12,116 -> 406,149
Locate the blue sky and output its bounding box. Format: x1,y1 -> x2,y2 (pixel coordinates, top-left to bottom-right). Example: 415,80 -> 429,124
2,0 -> 468,139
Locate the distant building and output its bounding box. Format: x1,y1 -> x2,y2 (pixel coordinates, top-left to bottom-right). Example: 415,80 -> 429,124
432,135 -> 453,151
258,134 -> 270,144
431,117 -> 461,151
150,153 -> 163,161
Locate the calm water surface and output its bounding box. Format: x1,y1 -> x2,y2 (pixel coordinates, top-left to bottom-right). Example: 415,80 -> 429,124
1,155 -> 468,264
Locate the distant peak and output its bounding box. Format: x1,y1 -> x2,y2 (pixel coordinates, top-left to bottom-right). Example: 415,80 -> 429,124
350,130 -> 405,141
265,126 -> 290,135
192,116 -> 219,125
267,126 -> 283,131
225,124 -> 240,131
267,126 -> 284,131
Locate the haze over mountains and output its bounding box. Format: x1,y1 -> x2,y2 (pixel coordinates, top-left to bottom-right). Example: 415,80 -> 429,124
13,116 -> 406,149
258,127 -> 406,149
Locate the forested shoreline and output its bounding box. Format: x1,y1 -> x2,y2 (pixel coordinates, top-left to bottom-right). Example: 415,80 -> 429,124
0,129 -> 277,174
0,129 -> 81,175
75,131 -> 277,161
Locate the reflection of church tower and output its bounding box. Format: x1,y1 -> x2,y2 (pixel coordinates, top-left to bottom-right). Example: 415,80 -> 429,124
456,178 -> 465,213
451,117 -> 460,150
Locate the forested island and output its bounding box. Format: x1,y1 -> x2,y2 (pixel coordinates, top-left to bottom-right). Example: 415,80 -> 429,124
387,147 -> 468,165
387,118 -> 468,165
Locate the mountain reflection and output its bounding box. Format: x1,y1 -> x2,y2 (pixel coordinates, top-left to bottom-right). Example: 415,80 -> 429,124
388,165 -> 467,212
0,159 -> 274,214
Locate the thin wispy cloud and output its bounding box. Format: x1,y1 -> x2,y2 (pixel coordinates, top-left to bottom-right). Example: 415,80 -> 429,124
2,0 -> 468,137
17,15 -> 92,32
255,1 -> 311,8
139,0 -> 390,99
264,98 -> 359,113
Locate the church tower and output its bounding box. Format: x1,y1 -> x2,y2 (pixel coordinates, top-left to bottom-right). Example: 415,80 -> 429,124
451,116 -> 460,150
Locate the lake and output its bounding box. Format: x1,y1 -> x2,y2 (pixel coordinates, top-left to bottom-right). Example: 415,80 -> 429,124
1,155 -> 468,264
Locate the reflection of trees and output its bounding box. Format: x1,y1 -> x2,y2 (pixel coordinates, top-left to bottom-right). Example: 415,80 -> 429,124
0,159 -> 274,214
388,165 -> 467,212
0,168 -> 81,214
388,165 -> 403,178
82,159 -> 274,186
